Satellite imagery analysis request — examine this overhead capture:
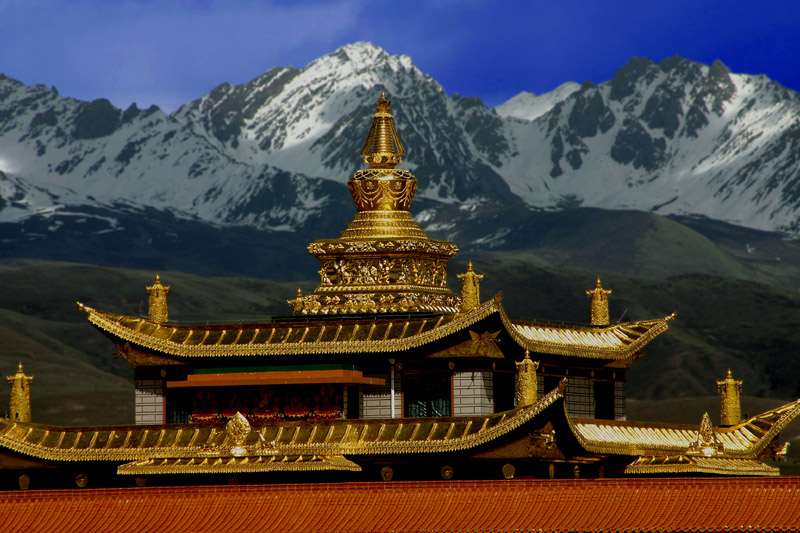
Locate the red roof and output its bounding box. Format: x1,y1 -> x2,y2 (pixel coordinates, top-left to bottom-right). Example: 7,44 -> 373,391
1,477 -> 799,532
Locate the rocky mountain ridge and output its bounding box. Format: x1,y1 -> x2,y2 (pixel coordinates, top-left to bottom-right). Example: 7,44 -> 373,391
1,42 -> 799,263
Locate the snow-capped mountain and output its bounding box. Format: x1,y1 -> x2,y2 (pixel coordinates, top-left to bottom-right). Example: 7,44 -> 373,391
1,42 -> 799,253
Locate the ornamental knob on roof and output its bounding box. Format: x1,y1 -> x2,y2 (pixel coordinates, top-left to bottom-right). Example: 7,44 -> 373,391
293,93 -> 461,315
7,362 -> 33,423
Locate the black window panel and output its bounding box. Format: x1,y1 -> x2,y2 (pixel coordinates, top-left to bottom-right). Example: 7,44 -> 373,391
347,386 -> 359,419
594,380 -> 615,419
404,373 -> 451,417
493,372 -> 515,412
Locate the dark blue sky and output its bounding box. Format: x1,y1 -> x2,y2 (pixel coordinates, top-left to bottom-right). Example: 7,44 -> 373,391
2,0 -> 798,112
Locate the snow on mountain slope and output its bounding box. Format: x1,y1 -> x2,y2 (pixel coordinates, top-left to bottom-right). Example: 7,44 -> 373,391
494,57 -> 800,233
495,82 -> 580,121
1,45 -> 799,243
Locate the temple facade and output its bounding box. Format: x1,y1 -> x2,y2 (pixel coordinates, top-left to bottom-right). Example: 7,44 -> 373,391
0,94 -> 797,488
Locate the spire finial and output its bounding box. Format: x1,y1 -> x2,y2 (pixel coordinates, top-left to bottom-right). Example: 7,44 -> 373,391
146,274 -> 170,323
586,278 -> 612,326
717,369 -> 742,426
7,362 -> 33,423
457,261 -> 484,313
360,92 -> 405,168
516,351 -> 540,407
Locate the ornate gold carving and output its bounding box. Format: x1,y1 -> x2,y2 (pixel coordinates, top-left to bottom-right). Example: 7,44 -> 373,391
146,274 -> 170,324
457,261 -> 484,312
528,423 -> 556,456
7,363 -> 33,423
717,369 -> 742,426
294,94 -> 461,315
114,342 -> 186,368
516,351 -> 539,407
360,92 -> 405,169
586,278 -> 611,326
348,170 -> 416,211
428,330 -> 503,359
688,413 -> 724,457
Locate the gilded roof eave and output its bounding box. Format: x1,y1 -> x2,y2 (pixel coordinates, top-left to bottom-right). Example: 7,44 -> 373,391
570,398 -> 800,459
501,309 -> 675,360
0,384 -> 566,467
81,297 -> 672,361
117,454 -> 361,475
80,299 -> 499,358
624,455 -> 780,476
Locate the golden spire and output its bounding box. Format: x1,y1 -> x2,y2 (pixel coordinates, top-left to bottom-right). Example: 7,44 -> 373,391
717,369 -> 742,426
586,278 -> 611,326
7,362 -> 33,423
296,93 -> 460,315
457,261 -> 484,312
360,92 -> 405,169
515,350 -> 539,407
146,274 -> 170,323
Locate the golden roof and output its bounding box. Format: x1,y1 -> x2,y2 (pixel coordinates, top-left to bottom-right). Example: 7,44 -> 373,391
503,311 -> 675,360
570,398 -> 800,458
624,455 -> 779,476
0,384 -> 566,475
118,455 -> 360,475
81,297 -> 672,361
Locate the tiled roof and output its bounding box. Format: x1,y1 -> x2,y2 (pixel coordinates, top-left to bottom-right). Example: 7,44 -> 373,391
1,478 -> 799,532
81,298 -> 672,360
503,312 -> 674,359
571,398 -> 800,458
0,386 -> 565,470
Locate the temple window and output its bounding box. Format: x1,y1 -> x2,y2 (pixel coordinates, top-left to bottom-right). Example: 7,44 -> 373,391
404,373 -> 451,417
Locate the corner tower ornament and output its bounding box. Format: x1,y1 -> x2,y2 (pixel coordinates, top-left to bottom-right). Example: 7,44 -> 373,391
717,369 -> 742,426
586,278 -> 611,326
292,93 -> 460,315
7,363 -> 33,423
146,274 -> 170,323
457,261 -> 484,312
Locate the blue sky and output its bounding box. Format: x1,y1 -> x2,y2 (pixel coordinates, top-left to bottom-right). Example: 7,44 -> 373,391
1,0 -> 798,112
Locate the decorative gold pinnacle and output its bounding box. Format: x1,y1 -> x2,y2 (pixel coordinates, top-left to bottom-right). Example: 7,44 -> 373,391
717,369 -> 742,426
457,261 -> 484,312
146,274 -> 170,323
689,412 -> 723,457
586,278 -> 612,326
515,351 -> 539,407
7,362 -> 33,423
361,92 -> 405,169
296,94 -> 460,315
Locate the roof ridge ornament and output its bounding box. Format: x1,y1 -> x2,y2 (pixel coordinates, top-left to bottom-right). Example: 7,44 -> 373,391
688,412 -> 724,457
717,369 -> 743,427
586,278 -> 611,326
7,362 -> 33,423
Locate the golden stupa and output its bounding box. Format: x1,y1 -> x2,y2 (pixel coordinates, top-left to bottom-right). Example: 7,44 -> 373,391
293,93 -> 460,315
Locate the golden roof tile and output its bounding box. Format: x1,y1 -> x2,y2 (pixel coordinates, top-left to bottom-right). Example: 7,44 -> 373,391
81,297 -> 672,361
625,455 -> 779,476
117,454 -> 360,475
502,309 -> 675,359
0,384 -> 566,472
571,398 -> 800,458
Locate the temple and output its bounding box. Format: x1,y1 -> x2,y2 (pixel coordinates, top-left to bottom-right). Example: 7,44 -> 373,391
0,93 -> 798,490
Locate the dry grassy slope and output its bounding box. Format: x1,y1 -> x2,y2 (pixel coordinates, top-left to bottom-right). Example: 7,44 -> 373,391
0,259 -> 309,425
